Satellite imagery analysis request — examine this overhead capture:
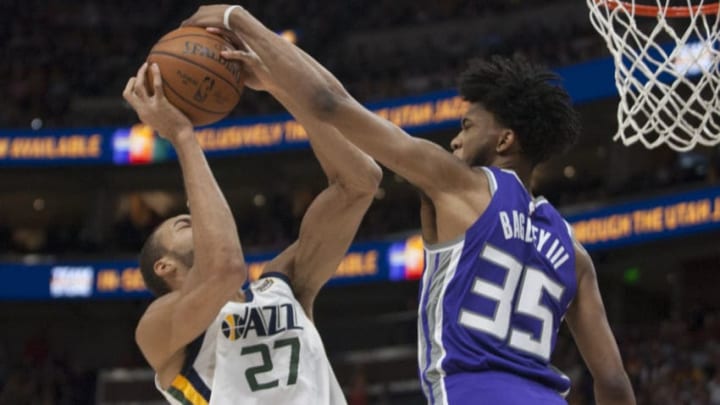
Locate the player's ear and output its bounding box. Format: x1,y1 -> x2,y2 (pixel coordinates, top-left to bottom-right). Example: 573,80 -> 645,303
153,257 -> 177,278
496,128 -> 517,154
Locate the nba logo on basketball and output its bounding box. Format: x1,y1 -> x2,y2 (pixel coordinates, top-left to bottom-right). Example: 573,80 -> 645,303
194,76 -> 216,103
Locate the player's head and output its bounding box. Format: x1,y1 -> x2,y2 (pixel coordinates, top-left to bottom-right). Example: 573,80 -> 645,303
452,55 -> 580,168
139,214 -> 195,296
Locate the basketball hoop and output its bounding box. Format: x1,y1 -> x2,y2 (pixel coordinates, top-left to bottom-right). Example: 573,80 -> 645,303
598,0 -> 719,17
587,0 -> 720,151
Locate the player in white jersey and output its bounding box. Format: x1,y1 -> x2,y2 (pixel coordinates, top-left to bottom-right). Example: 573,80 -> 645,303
211,273 -> 345,404
123,55 -> 381,404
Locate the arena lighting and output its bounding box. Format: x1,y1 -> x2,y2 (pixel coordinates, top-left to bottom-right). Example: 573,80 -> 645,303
253,194 -> 267,207
33,198 -> 45,211
30,118 -> 43,130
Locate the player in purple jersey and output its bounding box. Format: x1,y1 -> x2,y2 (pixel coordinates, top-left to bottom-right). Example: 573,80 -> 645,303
184,5 -> 636,404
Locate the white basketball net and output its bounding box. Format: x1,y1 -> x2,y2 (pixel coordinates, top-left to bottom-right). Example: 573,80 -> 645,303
587,0 -> 720,151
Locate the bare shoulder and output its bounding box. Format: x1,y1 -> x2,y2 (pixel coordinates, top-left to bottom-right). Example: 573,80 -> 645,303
263,241 -> 298,280
263,242 -> 312,306
423,166 -> 492,242
263,241 -> 318,317
138,290 -> 182,324
136,292 -> 193,387
432,165 -> 490,202
571,235 -> 597,290
137,292 -> 177,334
136,292 -> 180,370
572,238 -> 595,281
471,166 -> 492,194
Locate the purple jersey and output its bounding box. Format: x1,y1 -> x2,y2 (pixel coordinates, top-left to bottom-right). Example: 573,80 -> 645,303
418,167 -> 577,405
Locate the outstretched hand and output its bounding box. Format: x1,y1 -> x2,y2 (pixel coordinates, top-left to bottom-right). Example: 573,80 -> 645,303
183,4 -> 274,93
203,27 -> 273,92
122,62 -> 193,142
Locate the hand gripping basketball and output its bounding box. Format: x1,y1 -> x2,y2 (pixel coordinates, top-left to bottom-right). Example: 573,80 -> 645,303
122,62 -> 193,142
205,27 -> 270,92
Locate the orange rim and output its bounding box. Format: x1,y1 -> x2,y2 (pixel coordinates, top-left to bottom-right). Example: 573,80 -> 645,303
596,0 -> 720,17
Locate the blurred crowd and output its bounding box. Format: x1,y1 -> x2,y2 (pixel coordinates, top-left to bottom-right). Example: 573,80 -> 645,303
0,188 -> 419,259
0,0 -> 601,129
0,338 -> 94,405
562,308 -> 720,405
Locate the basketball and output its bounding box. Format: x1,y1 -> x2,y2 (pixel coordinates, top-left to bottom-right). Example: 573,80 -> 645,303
146,26 -> 244,126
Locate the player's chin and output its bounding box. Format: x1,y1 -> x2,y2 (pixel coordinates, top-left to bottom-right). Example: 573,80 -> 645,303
467,150 -> 490,167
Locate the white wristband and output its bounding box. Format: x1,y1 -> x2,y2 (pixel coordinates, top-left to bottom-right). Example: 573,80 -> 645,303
223,5 -> 241,30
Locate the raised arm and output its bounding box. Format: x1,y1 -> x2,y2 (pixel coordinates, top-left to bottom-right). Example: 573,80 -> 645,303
282,107 -> 382,316
565,243 -> 636,405
227,48 -> 383,316
183,5 -> 476,197
126,63 -> 247,372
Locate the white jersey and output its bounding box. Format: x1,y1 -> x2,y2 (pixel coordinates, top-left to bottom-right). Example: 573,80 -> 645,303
156,273 -> 346,405
155,314 -> 219,405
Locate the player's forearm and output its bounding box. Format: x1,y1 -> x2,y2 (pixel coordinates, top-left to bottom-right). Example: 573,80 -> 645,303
283,49 -> 384,190
173,129 -> 246,274
309,136 -> 381,194
594,374 -> 636,405
271,90 -> 381,193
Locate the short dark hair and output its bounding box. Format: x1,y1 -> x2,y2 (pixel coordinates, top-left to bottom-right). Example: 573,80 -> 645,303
139,228 -> 171,297
458,55 -> 581,165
